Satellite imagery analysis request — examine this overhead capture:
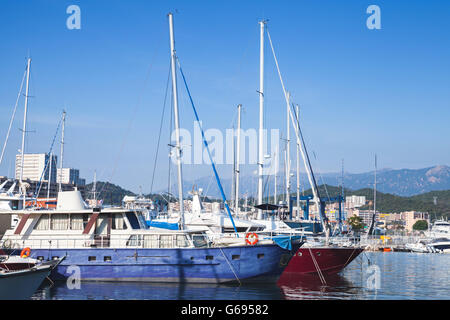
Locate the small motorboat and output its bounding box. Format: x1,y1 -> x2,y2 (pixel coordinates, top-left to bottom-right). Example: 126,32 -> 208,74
406,239 -> 431,253
0,254 -> 39,271
0,257 -> 63,300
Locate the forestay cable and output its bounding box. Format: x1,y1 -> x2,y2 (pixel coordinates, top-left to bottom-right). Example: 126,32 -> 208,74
176,58 -> 239,236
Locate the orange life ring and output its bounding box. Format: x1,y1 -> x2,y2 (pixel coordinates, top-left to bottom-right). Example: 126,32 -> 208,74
245,233 -> 259,245
20,247 -> 31,258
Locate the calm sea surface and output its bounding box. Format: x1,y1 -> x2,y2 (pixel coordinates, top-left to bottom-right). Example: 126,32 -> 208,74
31,252 -> 449,300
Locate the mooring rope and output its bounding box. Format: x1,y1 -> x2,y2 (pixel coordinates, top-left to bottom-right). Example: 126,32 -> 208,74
308,247 -> 327,285
219,247 -> 241,285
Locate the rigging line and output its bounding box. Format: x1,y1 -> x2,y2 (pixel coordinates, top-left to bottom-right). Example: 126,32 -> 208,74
266,27 -> 322,218
150,61 -> 172,194
177,58 -> 239,236
291,103 -> 324,209
262,165 -> 272,201
35,116 -> 63,198
311,151 -> 331,203
201,174 -> 214,203
219,247 -> 241,286
0,69 -> 27,167
308,247 -> 327,285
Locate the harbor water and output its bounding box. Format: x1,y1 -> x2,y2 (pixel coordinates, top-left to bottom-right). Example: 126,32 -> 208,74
30,252 -> 450,300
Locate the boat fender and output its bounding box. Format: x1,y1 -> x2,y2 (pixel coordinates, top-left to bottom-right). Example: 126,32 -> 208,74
20,247 -> 31,258
245,233 -> 259,245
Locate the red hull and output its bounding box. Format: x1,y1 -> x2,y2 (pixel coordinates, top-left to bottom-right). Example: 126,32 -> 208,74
283,247 -> 364,275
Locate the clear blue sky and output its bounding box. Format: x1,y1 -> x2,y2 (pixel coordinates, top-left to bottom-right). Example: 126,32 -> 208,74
0,0 -> 449,193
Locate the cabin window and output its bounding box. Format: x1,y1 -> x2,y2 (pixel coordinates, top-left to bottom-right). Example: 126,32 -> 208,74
143,235 -> 159,248
125,212 -> 141,230
70,214 -> 84,230
111,213 -> 127,230
104,256 -> 112,262
82,214 -> 91,229
88,256 -> 96,261
192,234 -> 208,248
34,214 -> 50,230
176,235 -> 189,248
232,255 -> 240,260
51,214 -> 69,230
206,255 -> 214,261
126,235 -> 142,247
11,200 -> 20,210
160,235 -> 172,248
257,253 -> 265,259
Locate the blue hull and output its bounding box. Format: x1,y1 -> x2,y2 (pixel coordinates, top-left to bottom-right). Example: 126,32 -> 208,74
26,244 -> 298,284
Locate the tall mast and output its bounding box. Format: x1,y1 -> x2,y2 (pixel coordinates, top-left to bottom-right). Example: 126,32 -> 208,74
340,158 -> 345,232
266,29 -> 324,237
19,58 -> 31,207
93,170 -> 97,204
257,20 -> 265,219
289,106 -> 322,235
168,12 -> 185,228
59,110 -> 66,192
374,154 -> 377,217
296,105 -> 300,220
234,104 -> 242,214
274,150 -> 277,205
47,153 -> 52,205
368,154 -> 377,235
285,92 -> 291,211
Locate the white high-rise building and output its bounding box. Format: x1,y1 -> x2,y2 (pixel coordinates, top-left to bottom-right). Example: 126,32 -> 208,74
15,153 -> 57,182
345,195 -> 366,209
56,168 -> 85,186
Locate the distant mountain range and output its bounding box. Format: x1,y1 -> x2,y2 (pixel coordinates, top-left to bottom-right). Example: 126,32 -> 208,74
86,181 -> 450,218
86,165 -> 450,218
156,165 -> 450,199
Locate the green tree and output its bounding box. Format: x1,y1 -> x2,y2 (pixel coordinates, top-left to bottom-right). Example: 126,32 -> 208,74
412,220 -> 428,231
348,215 -> 365,232
389,220 -> 405,231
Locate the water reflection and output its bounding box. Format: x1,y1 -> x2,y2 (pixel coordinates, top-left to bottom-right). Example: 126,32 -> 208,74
277,272 -> 364,300
32,280 -> 285,300
30,253 -> 450,300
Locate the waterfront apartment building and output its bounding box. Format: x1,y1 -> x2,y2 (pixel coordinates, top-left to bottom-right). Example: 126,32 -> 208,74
15,153 -> 57,183
371,211 -> 429,232
345,195 -> 366,209
56,168 -> 86,186
353,209 -> 379,227
402,211 -> 430,232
